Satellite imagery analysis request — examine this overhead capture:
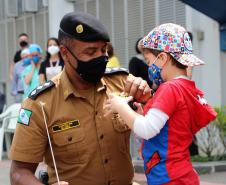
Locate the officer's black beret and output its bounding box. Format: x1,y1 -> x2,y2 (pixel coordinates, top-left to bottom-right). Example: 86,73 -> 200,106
59,12 -> 110,42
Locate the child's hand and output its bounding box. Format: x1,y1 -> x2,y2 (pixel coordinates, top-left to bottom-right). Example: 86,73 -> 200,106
133,102 -> 144,115
104,93 -> 133,117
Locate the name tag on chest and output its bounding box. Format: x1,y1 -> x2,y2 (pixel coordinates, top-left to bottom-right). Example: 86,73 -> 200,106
52,120 -> 80,132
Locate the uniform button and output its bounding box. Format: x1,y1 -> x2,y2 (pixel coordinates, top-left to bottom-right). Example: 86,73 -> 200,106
104,159 -> 108,163
95,111 -> 98,115
68,136 -> 72,142
123,125 -> 128,129
100,134 -> 104,139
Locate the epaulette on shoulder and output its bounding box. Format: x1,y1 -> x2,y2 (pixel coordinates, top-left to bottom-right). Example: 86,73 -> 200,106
105,67 -> 129,75
29,80 -> 55,100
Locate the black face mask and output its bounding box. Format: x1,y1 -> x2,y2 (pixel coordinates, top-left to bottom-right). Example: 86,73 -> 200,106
20,41 -> 28,47
66,46 -> 108,83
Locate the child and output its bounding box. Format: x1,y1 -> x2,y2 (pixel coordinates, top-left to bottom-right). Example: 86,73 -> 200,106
104,23 -> 217,185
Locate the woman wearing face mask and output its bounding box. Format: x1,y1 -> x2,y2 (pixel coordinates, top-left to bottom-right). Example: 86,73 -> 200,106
39,37 -> 64,84
21,44 -> 42,99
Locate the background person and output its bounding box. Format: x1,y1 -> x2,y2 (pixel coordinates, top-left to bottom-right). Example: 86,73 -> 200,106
39,37 -> 64,84
106,42 -> 120,68
10,33 -> 30,81
128,38 -> 153,159
187,32 -> 193,79
21,44 -> 42,99
11,48 -> 31,103
129,38 -> 152,87
185,31 -> 199,156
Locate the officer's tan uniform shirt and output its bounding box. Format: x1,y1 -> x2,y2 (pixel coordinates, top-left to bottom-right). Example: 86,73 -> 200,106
9,69 -> 134,185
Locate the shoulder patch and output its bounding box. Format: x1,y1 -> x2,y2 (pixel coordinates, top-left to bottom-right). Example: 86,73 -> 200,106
105,67 -> 129,75
18,108 -> 32,126
29,80 -> 55,100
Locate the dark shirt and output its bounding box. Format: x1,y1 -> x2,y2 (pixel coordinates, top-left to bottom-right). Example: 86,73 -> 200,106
129,55 -> 152,87
13,50 -> 22,63
39,59 -> 64,81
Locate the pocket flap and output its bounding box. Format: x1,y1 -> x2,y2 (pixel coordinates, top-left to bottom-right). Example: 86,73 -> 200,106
112,117 -> 130,133
52,127 -> 85,146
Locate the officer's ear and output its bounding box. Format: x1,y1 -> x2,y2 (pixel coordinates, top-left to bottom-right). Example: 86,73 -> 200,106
59,45 -> 69,61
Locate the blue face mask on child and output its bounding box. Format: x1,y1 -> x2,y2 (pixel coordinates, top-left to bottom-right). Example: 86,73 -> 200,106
32,56 -> 40,64
23,58 -> 31,66
148,56 -> 164,86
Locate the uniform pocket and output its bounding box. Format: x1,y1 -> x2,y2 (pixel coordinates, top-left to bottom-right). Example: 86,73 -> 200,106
112,114 -> 130,132
51,127 -> 87,163
112,116 -> 131,154
52,127 -> 85,146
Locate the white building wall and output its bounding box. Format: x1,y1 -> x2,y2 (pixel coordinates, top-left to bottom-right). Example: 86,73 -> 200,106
0,0 -> 224,108
48,0 -> 74,37
71,0 -> 186,67
221,52 -> 226,106
0,0 -> 49,106
186,6 -> 222,106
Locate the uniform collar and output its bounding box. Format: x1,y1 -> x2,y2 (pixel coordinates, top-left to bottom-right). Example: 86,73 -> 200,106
98,78 -> 107,92
61,69 -> 75,100
61,69 -> 107,100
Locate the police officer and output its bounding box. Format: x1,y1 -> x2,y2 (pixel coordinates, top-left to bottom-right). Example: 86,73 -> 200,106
9,12 -> 151,185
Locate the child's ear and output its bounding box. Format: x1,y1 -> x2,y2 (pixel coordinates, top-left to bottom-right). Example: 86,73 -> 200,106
159,52 -> 168,67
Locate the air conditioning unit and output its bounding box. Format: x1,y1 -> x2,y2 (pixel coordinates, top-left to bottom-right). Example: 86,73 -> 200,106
23,0 -> 38,12
4,0 -> 18,17
42,0 -> 48,7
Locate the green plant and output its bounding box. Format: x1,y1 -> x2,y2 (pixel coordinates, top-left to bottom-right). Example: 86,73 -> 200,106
195,107 -> 226,159
196,123 -> 220,157
214,106 -> 226,152
191,154 -> 226,162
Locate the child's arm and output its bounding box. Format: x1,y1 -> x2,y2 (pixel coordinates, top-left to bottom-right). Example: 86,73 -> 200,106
104,93 -> 169,140
133,108 -> 168,140
104,93 -> 140,129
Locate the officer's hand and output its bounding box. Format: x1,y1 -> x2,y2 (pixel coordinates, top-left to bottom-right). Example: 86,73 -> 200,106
124,74 -> 152,103
51,181 -> 69,185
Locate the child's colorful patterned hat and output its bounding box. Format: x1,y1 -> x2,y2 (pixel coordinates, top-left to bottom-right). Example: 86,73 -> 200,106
139,23 -> 204,67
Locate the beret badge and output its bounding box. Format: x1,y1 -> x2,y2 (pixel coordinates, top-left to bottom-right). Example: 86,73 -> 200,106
76,24 -> 83,33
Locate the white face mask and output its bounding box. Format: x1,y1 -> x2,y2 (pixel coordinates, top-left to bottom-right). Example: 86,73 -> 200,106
48,45 -> 59,55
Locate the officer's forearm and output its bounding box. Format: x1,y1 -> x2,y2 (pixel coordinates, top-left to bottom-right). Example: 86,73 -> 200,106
10,160 -> 42,185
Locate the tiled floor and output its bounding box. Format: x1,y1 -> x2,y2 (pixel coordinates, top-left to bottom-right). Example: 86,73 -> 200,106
133,172 -> 226,185
1,160 -> 226,185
